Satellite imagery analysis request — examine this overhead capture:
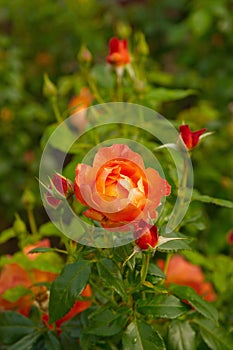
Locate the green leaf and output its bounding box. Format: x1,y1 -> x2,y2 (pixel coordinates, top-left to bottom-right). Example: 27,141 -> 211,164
0,227 -> 15,244
7,332 -> 40,350
44,331 -> 62,350
122,320 -> 166,350
49,260 -> 91,323
97,258 -> 127,300
194,319 -> 233,350
146,88 -> 195,103
157,236 -> 192,253
0,311 -> 35,345
2,285 -> 31,302
172,285 -> 218,323
85,308 -> 125,336
148,263 -> 166,279
192,192 -> 233,208
28,247 -> 57,254
60,332 -> 81,350
136,295 -> 188,319
60,315 -> 82,338
182,251 -> 213,270
168,320 -> 196,350
30,252 -> 64,274
39,222 -> 62,237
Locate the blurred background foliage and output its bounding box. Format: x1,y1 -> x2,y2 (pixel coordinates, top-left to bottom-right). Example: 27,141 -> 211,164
0,0 -> 233,258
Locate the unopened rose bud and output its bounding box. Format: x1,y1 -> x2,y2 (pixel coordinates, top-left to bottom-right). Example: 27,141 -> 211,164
77,45 -> 92,64
13,214 -> 27,235
46,173 -> 74,208
135,32 -> 149,56
179,124 -> 207,150
134,220 -> 158,250
22,188 -> 35,210
43,73 -> 57,97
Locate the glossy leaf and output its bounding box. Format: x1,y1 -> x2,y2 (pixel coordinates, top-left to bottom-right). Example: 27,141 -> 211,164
44,331 -> 62,350
0,311 -> 35,345
6,332 -> 40,350
85,308 -> 125,336
194,319 -> 233,350
167,320 -> 196,350
60,332 -> 81,350
148,263 -> 166,279
157,236 -> 191,253
136,295 -> 188,319
97,258 -> 127,300
28,247 -> 56,254
49,260 -> 91,323
172,285 -> 218,322
122,320 -> 166,350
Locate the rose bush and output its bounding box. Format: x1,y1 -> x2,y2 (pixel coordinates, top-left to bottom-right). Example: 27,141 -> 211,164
74,144 -> 171,228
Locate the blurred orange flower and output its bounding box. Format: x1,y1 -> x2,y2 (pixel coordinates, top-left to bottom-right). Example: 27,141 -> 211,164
69,87 -> 93,131
0,240 -> 92,325
157,255 -> 216,302
75,144 -> 170,228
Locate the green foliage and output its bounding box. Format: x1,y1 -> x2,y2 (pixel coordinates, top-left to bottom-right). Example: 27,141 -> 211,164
172,285 -> 218,322
0,0 -> 233,348
49,260 -> 91,323
122,320 -> 166,350
193,319 -> 233,350
136,295 -> 189,319
0,311 -> 36,345
167,320 -> 196,350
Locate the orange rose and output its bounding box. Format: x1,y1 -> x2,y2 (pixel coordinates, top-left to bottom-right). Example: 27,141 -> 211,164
74,144 -> 171,229
157,255 -> 216,302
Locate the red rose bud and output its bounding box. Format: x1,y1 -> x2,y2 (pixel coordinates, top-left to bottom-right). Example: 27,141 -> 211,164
179,124 -> 207,150
46,173 -> 73,208
107,37 -> 130,66
134,220 -> 158,250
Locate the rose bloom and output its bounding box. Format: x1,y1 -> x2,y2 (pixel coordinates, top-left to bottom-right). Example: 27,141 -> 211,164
106,37 -> 130,66
75,144 -> 171,229
157,255 -> 216,302
69,87 -> 93,131
179,124 -> 207,150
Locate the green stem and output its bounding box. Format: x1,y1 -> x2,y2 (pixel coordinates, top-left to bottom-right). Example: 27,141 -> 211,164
51,96 -> 63,123
27,209 -> 37,236
163,253 -> 172,277
140,252 -> 150,285
166,154 -> 190,232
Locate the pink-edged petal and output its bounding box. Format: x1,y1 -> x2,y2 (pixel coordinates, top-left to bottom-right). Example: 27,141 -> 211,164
93,144 -> 145,170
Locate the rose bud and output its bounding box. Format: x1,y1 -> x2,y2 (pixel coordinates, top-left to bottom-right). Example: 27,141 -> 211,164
179,124 -> 207,150
107,37 -> 130,66
106,37 -> 135,82
46,173 -> 73,208
134,220 -> 159,250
